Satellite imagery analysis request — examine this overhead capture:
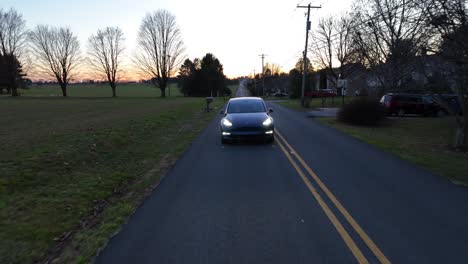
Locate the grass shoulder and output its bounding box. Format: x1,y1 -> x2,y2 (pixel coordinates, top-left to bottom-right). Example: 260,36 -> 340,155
276,99 -> 307,111
228,84 -> 238,96
316,117 -> 468,185
276,96 -> 355,111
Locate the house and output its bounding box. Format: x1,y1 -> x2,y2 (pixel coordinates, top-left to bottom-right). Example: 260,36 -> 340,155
318,55 -> 458,96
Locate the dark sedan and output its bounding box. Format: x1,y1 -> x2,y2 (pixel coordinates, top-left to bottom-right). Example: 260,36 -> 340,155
220,97 -> 274,144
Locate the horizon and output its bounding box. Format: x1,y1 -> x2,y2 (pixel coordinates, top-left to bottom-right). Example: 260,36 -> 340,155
3,0 -> 352,80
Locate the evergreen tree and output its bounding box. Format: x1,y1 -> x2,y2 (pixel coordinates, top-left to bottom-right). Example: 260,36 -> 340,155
0,54 -> 25,96
177,53 -> 227,97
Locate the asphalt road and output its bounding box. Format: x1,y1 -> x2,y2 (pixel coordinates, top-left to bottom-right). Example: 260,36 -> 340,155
235,79 -> 250,97
96,84 -> 468,263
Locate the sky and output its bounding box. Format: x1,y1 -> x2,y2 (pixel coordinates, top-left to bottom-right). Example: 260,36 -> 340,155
3,0 -> 353,79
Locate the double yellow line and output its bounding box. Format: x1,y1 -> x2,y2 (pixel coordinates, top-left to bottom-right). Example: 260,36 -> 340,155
275,130 -> 390,264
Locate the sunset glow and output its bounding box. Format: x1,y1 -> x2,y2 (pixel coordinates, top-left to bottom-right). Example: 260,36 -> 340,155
4,0 -> 353,80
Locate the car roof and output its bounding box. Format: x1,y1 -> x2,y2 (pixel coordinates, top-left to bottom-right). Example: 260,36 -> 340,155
385,93 -> 423,96
384,93 -> 423,98
228,97 -> 264,102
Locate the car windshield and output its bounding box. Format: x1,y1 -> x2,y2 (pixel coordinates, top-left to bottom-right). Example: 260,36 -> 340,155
380,95 -> 391,103
227,100 -> 266,113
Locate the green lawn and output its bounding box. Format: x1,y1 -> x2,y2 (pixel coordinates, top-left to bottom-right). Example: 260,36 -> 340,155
20,83 -> 181,97
277,96 -> 356,111
0,93 -> 222,263
317,117 -> 468,185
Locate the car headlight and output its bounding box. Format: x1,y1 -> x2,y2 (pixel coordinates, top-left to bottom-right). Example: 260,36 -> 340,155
262,117 -> 273,127
222,118 -> 233,127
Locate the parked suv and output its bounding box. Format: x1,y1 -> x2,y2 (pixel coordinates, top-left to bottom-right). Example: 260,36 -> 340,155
380,94 -> 447,117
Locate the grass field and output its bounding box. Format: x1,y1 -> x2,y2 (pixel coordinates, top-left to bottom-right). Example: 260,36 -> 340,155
19,83 -> 182,97
318,117 -> 468,185
0,85 -> 225,263
19,83 -> 239,98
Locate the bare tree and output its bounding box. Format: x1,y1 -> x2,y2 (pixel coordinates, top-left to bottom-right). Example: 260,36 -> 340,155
335,15 -> 360,79
265,63 -> 283,76
135,10 -> 184,97
0,8 -> 27,96
29,25 -> 80,97
418,0 -> 468,149
312,17 -> 336,85
311,14 -> 358,90
88,27 -> 124,97
353,0 -> 430,93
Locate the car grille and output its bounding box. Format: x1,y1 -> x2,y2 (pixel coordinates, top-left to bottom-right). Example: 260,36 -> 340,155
234,125 -> 264,132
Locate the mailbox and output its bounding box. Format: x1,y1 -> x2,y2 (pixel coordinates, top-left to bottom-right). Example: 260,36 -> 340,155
205,97 -> 214,112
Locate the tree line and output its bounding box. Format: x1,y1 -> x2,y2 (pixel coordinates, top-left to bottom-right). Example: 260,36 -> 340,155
253,0 -> 466,149
307,0 -> 467,149
247,0 -> 466,149
0,8 -> 227,98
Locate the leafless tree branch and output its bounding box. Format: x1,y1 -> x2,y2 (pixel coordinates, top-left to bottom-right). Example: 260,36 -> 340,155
0,8 -> 26,57
311,14 -> 357,88
353,0 -> 431,92
29,25 -> 80,97
88,27 -> 124,97
134,10 -> 185,97
416,0 -> 468,149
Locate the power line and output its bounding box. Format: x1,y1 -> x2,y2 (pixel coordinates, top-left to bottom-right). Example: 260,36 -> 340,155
280,50 -> 303,70
307,1 -> 427,53
318,0 -> 333,6
292,0 -> 427,78
297,0 -> 306,7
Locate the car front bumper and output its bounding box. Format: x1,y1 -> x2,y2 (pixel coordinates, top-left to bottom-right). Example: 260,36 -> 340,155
221,128 -> 274,141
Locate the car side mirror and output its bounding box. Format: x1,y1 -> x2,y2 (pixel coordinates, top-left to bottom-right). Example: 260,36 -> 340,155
219,110 -> 225,115
268,108 -> 274,113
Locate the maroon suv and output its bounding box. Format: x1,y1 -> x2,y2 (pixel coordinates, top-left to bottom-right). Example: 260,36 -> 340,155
380,94 -> 447,117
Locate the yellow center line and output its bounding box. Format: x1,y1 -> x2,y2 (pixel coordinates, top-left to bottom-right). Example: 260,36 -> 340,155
275,130 -> 391,264
276,137 -> 369,264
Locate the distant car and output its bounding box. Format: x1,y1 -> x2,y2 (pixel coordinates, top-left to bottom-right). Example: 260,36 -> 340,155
273,91 -> 288,97
380,93 -> 447,117
220,97 -> 274,144
305,89 -> 337,98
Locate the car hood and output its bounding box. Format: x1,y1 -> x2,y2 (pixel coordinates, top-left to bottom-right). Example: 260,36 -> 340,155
226,112 -> 270,126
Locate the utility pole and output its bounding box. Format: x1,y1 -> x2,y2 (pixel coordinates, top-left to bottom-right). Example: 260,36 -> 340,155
259,54 -> 267,97
297,3 -> 321,106
253,69 -> 257,95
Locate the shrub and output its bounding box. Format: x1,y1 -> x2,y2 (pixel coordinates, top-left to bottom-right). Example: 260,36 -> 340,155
337,98 -> 386,126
